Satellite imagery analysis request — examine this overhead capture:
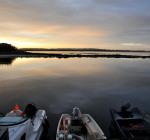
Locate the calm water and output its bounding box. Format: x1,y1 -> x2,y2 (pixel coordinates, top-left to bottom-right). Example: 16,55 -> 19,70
0,57 -> 150,139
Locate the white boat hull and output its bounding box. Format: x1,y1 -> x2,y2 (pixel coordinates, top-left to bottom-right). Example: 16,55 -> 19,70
0,110 -> 48,140
56,114 -> 107,140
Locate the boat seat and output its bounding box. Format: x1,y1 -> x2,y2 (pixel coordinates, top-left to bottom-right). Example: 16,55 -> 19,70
114,112 -> 141,120
122,126 -> 150,131
71,119 -> 83,126
119,111 -> 133,118
69,119 -> 84,132
118,119 -> 142,126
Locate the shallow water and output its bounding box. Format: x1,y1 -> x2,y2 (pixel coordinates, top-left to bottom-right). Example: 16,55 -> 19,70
0,57 -> 150,139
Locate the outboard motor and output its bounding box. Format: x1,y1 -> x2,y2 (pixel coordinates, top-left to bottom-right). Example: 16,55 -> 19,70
25,104 -> 37,118
121,102 -> 131,112
0,127 -> 9,140
72,107 -> 81,118
120,103 -> 133,118
71,108 -> 83,126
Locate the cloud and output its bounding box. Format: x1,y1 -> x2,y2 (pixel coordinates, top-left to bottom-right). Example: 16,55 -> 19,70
121,43 -> 143,47
0,0 -> 150,49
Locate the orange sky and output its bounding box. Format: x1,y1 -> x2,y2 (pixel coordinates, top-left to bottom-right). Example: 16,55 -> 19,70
0,0 -> 150,50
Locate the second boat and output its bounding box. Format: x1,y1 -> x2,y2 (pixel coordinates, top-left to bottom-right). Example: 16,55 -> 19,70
56,107 -> 107,140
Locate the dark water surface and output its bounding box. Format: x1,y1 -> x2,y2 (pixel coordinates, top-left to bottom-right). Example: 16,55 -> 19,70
0,57 -> 150,139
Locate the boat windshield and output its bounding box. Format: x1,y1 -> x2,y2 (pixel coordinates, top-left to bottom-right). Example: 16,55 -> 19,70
0,116 -> 28,126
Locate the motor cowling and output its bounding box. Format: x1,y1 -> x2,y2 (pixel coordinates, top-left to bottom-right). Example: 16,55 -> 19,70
72,107 -> 81,118
121,102 -> 131,111
25,104 -> 37,118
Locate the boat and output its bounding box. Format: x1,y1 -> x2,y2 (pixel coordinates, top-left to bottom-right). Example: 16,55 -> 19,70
109,103 -> 150,139
0,104 -> 49,140
56,107 -> 107,140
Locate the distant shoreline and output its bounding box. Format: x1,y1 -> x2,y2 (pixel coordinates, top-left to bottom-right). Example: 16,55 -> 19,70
20,48 -> 150,53
0,53 -> 150,59
1,43 -> 150,59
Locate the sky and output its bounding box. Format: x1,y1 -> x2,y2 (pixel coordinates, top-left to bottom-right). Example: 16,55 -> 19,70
0,0 -> 150,49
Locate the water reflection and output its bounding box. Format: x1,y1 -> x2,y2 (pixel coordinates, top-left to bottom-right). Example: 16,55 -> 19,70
0,58 -> 150,139
0,57 -> 16,65
27,51 -> 150,56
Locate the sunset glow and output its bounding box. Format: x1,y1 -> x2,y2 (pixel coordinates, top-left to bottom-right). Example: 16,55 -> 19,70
0,0 -> 150,50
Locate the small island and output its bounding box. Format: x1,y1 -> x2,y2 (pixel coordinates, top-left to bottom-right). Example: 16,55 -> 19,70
0,43 -> 29,54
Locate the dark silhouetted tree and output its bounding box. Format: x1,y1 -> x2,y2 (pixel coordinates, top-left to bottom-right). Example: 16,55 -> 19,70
0,43 -> 17,52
